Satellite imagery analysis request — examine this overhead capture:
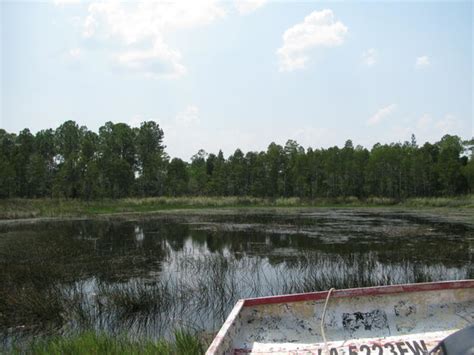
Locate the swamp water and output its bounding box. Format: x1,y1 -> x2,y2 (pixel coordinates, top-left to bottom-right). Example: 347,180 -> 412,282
0,210 -> 472,348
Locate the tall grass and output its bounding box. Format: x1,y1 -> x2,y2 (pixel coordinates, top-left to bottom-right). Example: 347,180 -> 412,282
14,330 -> 203,355
404,195 -> 474,208
2,208 -> 472,352
0,195 -> 473,220
2,253 -> 470,352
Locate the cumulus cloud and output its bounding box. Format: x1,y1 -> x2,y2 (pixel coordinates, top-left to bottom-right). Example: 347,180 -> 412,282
115,40 -> 186,79
367,104 -> 397,126
81,1 -> 226,78
234,0 -> 268,15
277,9 -> 348,72
416,55 -> 430,68
362,48 -> 377,66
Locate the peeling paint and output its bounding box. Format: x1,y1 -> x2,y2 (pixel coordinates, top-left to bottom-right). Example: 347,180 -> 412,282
206,281 -> 474,355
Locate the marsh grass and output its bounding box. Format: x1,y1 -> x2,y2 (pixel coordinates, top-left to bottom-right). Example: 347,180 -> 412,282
404,195 -> 474,208
1,210 -> 472,352
14,330 -> 203,355
2,252 -> 471,352
1,195 -> 472,220
0,285 -> 65,333
98,280 -> 172,319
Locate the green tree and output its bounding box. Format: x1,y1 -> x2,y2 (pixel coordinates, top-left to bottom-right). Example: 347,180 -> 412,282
189,149 -> 208,195
322,146 -> 342,197
265,143 -> 285,197
228,149 -> 247,196
166,158 -> 189,196
283,140 -> 304,197
98,122 -> 136,198
15,129 -> 35,197
210,150 -> 228,195
436,135 -> 467,195
0,129 -> 17,197
54,121 -> 83,198
27,129 -> 56,197
79,130 -> 101,199
461,138 -> 474,193
135,121 -> 167,196
1,119 -> 472,201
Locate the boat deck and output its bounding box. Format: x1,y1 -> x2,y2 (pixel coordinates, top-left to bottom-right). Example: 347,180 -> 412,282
207,281 -> 474,354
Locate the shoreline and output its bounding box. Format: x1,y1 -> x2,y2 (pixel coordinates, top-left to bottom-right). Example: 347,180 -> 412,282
0,202 -> 472,227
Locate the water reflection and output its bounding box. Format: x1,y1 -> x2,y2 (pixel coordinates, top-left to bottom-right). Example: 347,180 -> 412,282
0,211 -> 472,347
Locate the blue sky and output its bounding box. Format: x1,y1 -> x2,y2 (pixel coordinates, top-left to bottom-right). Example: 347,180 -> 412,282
1,0 -> 472,160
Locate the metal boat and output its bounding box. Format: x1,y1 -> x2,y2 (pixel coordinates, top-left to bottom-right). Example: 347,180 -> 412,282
207,280 -> 474,354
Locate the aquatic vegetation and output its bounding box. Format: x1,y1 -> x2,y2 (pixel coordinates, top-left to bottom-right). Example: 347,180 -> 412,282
0,195 -> 473,220
13,330 -> 203,355
404,195 -> 474,208
0,211 -> 472,352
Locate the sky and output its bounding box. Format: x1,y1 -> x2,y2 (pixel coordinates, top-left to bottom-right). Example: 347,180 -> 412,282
1,0 -> 473,160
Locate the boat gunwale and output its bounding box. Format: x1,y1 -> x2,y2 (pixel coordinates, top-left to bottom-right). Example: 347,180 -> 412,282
242,280 -> 474,306
206,280 -> 474,354
207,299 -> 245,354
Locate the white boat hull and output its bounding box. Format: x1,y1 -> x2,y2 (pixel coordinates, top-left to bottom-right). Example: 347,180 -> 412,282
207,281 -> 474,354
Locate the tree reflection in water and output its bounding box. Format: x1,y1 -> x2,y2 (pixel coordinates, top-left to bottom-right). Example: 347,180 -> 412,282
0,211 -> 472,348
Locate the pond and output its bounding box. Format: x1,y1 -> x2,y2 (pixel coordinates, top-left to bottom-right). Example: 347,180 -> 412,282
0,209 -> 472,348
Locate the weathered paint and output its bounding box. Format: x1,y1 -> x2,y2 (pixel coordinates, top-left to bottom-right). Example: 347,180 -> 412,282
207,300 -> 245,354
206,281 -> 474,355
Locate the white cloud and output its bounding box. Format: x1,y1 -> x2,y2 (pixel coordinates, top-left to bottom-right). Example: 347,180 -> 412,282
68,47 -> 82,59
416,55 -> 430,68
277,9 -> 348,72
163,124 -> 336,161
158,104 -> 338,160
81,1 -> 226,78
416,113 -> 463,142
416,113 -> 432,130
415,113 -> 460,134
362,48 -> 377,66
141,109 -> 467,160
435,113 -> 460,132
116,40 -> 186,79
234,0 -> 268,15
140,105 -> 201,158
54,0 -> 81,5
175,105 -> 200,126
387,113 -> 464,144
379,111 -> 468,145
367,104 -> 397,126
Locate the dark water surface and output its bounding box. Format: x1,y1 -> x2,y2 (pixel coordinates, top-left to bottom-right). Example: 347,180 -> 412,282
1,210 -> 472,347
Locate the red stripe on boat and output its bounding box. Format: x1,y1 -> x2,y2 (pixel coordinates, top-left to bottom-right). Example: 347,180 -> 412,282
243,280 -> 474,306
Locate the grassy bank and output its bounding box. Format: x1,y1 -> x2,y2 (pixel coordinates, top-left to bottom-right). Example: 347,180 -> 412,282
0,195 -> 472,220
12,330 -> 204,355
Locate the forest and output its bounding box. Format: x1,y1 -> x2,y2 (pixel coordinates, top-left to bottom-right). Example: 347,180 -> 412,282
0,120 -> 473,200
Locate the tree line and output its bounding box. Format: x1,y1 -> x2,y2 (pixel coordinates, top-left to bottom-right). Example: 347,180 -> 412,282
0,120 -> 473,200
